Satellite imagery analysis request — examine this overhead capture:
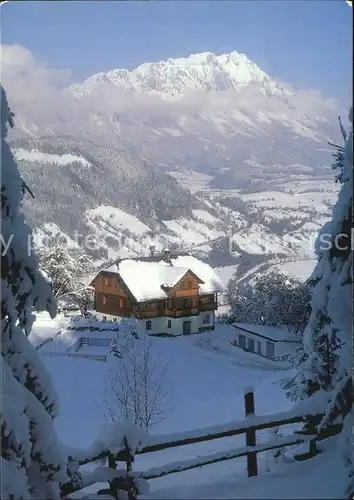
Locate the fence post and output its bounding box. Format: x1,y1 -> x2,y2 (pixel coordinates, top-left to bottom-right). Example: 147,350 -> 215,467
308,437 -> 317,457
106,451 -> 119,499
244,388 -> 258,477
125,437 -> 136,500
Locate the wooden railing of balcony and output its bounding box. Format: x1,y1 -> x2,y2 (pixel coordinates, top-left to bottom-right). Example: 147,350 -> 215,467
133,297 -> 217,319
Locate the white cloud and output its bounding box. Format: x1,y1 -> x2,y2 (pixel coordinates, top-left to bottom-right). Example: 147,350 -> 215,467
0,43 -> 342,145
0,44 -> 72,106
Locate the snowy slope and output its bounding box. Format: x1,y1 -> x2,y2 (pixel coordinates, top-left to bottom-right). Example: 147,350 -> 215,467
268,259 -> 318,282
33,316 -> 290,448
13,148 -> 91,167
29,180 -> 335,272
83,204 -> 226,261
32,314 -> 346,499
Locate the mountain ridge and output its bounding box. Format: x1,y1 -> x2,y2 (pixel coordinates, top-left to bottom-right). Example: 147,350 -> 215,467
68,50 -> 291,98
2,44 -> 343,193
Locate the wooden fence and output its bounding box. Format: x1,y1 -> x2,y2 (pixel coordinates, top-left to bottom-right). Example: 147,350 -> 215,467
60,383 -> 354,500
41,351 -> 107,362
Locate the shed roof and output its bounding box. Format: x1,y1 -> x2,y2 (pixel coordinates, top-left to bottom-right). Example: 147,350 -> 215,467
233,322 -> 300,343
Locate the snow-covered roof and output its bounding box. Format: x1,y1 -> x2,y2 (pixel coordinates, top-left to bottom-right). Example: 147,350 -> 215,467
232,323 -> 300,343
81,271 -> 100,287
101,254 -> 226,302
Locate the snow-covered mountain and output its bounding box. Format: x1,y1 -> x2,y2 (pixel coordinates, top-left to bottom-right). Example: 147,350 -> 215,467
68,51 -> 290,98
3,46 -> 343,191
2,45 -> 343,272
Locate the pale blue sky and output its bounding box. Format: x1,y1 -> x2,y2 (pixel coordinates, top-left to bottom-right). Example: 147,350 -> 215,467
1,1 -> 352,101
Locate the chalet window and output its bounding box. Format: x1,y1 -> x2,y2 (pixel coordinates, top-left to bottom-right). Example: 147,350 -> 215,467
103,295 -> 108,306
257,341 -> 262,355
203,314 -> 210,324
167,320 -> 171,328
119,298 -> 125,308
238,334 -> 246,349
104,277 -> 112,287
146,320 -> 152,331
266,341 -> 275,359
247,337 -> 255,353
188,280 -> 193,289
192,297 -> 198,307
184,298 -> 191,308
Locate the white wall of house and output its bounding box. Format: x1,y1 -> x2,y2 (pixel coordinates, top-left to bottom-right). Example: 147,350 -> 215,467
95,312 -> 121,322
134,315 -> 201,336
274,341 -> 299,358
198,310 -> 214,330
234,327 -> 299,360
95,311 -> 215,336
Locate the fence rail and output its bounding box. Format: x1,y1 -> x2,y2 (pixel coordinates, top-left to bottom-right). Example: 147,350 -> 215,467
36,328 -> 66,350
61,389 -> 335,499
41,351 -> 107,362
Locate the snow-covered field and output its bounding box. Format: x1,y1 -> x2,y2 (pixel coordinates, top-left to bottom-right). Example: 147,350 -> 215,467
13,148 -> 92,167
168,169 -> 214,193
269,259 -> 318,282
145,438 -> 347,499
236,188 -> 336,214
214,258 -> 317,292
30,312 -> 341,498
30,313 -> 316,496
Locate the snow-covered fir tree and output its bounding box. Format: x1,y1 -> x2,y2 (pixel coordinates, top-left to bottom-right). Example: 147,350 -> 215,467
1,85 -> 67,499
226,270 -> 312,333
36,243 -> 92,298
328,116 -> 348,184
284,107 -> 353,487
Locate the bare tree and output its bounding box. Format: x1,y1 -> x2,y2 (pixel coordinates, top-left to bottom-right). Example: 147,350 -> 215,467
100,333 -> 173,431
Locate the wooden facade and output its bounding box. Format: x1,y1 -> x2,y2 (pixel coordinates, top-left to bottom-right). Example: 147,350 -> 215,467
91,269 -> 218,320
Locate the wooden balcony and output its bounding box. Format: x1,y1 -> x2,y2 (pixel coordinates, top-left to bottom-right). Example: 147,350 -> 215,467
164,307 -> 200,318
199,301 -> 218,311
133,300 -> 217,319
133,309 -> 162,319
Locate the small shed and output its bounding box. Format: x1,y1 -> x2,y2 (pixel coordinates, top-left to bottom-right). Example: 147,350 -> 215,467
232,322 -> 301,360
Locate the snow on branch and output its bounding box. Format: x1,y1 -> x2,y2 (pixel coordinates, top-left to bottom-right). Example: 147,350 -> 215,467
96,419 -> 149,455
64,420 -> 148,466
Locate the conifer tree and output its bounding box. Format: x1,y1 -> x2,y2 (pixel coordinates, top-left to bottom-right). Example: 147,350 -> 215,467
284,107 -> 352,441
1,85 -> 67,499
